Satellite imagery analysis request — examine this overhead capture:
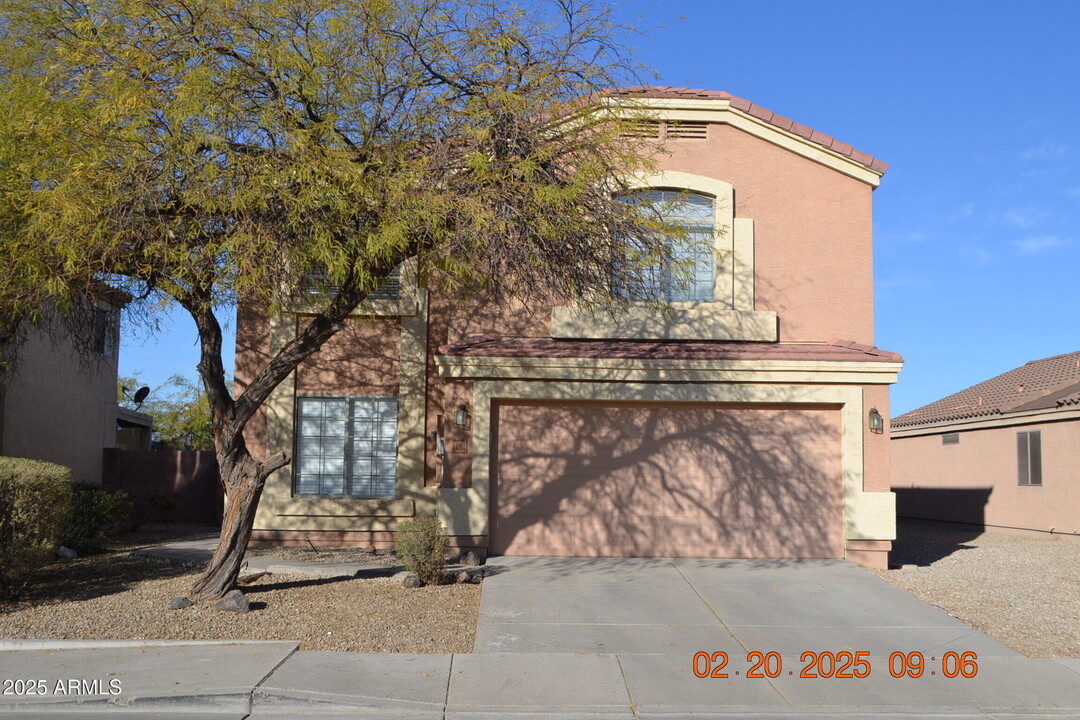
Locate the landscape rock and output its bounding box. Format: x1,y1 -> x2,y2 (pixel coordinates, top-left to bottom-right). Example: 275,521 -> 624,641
214,589 -> 250,613
460,551 -> 481,566
56,546 -> 77,559
237,571 -> 270,585
169,597 -> 194,610
452,568 -> 483,584
393,571 -> 422,588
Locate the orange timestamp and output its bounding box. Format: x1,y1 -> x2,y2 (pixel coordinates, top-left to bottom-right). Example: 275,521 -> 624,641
692,651 -> 978,679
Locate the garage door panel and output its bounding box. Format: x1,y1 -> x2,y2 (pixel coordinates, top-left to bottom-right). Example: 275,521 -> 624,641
492,402 -> 842,559
497,515 -> 718,558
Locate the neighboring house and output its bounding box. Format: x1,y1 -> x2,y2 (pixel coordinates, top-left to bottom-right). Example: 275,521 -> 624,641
891,351 -> 1080,537
238,87 -> 903,568
0,300 -> 152,484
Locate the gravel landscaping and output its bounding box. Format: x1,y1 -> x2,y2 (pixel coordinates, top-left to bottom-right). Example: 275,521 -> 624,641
0,527 -> 481,653
870,521 -> 1080,658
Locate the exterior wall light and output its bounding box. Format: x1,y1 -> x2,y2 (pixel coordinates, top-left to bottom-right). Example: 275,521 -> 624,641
454,403 -> 469,427
868,407 -> 884,434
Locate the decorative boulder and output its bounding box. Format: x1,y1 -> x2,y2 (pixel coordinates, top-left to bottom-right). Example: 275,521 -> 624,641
169,597 -> 194,610
214,589 -> 250,613
393,571 -> 422,588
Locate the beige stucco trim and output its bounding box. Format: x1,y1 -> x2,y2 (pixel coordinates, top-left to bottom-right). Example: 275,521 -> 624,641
551,305 -> 778,342
603,97 -> 883,187
733,218 -> 755,311
254,291 -> 433,532
256,313 -> 298,529
890,406 -> 1080,438
398,290 -> 436,516
436,354 -> 903,385
440,381 -> 894,545
274,498 -> 416,518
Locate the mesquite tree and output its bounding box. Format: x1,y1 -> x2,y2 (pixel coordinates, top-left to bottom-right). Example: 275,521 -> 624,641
0,0 -> 684,601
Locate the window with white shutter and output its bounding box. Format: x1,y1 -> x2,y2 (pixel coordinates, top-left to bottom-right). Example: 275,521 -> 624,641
295,396 -> 398,498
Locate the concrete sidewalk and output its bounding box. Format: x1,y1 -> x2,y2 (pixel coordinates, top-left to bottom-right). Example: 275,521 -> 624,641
2,554 -> 1078,718
3,642 -> 1080,718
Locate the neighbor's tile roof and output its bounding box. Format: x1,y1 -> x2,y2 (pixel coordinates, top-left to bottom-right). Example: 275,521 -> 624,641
609,86 -> 888,174
438,336 -> 902,363
892,350 -> 1080,429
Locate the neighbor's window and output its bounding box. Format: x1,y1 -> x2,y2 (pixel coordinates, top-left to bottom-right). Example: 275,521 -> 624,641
618,189 -> 715,302
92,307 -> 118,359
942,433 -> 959,445
294,396 -> 398,498
1016,430 -> 1042,486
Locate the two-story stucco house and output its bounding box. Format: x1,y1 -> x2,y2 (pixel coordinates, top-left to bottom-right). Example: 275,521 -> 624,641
237,87 -> 903,569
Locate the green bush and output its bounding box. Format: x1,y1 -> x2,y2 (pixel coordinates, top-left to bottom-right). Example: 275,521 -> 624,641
59,484 -> 135,551
396,517 -> 449,586
0,457 -> 73,594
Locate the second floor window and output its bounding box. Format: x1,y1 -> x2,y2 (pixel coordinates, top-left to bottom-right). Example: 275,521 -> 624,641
619,189 -> 715,302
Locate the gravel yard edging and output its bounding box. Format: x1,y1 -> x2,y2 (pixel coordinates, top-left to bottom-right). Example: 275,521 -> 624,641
870,521 -> 1080,658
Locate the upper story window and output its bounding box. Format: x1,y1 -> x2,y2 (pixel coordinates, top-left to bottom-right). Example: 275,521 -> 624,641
300,265 -> 402,300
618,189 -> 715,302
92,307 -> 118,359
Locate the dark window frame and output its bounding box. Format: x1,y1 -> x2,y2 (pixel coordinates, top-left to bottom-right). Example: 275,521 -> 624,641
1016,430 -> 1042,486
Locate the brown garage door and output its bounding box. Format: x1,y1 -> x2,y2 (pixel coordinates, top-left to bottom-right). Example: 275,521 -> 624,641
491,401 -> 842,558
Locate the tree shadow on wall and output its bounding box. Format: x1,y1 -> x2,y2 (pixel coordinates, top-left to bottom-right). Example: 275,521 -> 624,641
490,393 -> 844,575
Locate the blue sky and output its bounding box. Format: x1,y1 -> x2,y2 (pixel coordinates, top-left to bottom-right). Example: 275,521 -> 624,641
120,0 -> 1080,416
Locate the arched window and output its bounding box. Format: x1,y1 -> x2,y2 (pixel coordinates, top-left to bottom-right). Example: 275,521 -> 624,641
620,189 -> 715,302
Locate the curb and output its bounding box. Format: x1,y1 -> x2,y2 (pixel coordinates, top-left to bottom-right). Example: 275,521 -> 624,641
0,639 -> 297,651
0,691 -> 253,715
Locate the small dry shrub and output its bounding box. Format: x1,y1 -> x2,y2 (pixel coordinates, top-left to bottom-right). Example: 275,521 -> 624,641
396,517 -> 449,585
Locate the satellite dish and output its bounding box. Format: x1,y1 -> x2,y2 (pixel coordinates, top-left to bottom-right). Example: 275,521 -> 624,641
133,386 -> 150,406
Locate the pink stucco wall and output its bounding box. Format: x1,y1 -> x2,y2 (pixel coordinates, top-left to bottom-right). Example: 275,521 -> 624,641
892,420 -> 1080,535
655,124 -> 876,344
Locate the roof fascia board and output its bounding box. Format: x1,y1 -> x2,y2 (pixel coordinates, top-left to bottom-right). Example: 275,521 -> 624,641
891,406 -> 1080,438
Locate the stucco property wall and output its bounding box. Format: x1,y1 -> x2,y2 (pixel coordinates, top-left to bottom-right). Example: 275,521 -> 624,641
1,320 -> 119,484
892,420 -> 1080,535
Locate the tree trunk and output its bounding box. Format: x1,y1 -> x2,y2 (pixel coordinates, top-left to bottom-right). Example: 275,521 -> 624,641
191,450 -> 284,601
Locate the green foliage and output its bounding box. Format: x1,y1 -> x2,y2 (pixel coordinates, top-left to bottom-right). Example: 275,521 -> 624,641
120,374 -> 216,450
58,484 -> 135,552
0,0 -> 679,596
0,0 -> 674,325
0,457 -> 72,595
396,517 -> 450,586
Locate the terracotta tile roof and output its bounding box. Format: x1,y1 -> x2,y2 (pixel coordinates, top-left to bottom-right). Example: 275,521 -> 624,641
608,86 -> 888,174
892,350 -> 1080,428
438,336 -> 902,363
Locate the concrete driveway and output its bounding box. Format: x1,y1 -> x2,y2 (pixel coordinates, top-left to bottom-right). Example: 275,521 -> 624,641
471,556 -> 1080,716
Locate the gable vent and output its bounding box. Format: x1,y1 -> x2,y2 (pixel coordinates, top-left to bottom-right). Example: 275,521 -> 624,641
621,120 -> 662,139
666,121 -> 708,139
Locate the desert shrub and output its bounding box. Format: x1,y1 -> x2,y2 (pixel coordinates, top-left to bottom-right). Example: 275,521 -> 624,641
0,457 -> 73,594
59,484 -> 135,551
396,517 -> 449,585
